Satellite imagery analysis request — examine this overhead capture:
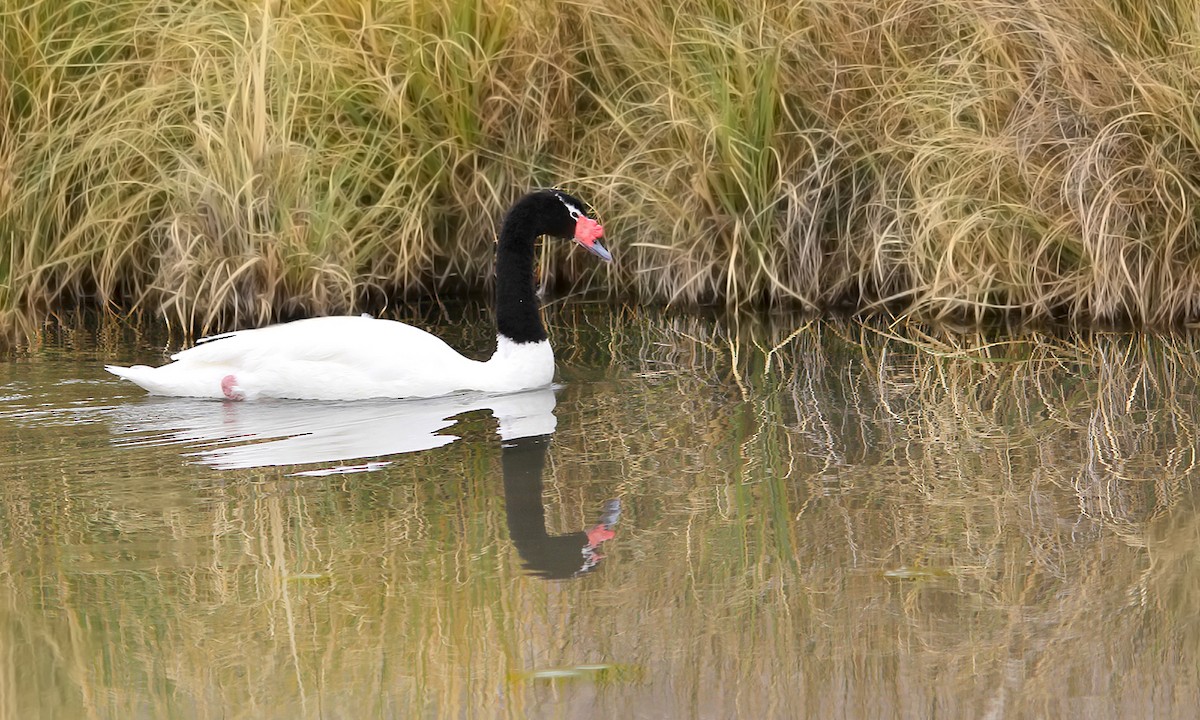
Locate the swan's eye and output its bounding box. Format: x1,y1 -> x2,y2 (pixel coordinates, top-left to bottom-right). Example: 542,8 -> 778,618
554,192 -> 585,220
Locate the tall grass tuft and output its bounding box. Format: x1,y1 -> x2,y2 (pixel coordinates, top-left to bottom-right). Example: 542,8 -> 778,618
3,0 -> 1200,333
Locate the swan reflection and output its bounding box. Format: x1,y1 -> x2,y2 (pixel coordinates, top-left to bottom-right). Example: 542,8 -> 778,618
108,388 -> 559,471
502,434 -> 620,579
107,387 -> 619,577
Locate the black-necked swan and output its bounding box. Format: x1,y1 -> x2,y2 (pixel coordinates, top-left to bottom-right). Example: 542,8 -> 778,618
105,189 -> 611,401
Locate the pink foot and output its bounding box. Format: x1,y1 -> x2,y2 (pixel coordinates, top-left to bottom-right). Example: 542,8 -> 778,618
221,374 -> 245,401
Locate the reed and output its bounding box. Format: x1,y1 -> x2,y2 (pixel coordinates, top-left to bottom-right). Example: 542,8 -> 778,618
3,0 -> 1200,334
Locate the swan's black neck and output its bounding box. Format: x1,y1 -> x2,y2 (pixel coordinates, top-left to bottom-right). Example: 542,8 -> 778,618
495,203 -> 548,344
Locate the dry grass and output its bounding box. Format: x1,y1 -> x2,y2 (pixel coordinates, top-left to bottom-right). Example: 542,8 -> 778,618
2,0 -> 1200,336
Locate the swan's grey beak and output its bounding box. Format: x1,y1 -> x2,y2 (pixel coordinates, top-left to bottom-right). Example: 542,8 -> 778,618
580,238 -> 613,262
574,217 -> 612,262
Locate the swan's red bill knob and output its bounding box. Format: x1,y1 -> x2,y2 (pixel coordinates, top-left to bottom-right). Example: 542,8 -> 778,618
573,217 -> 612,262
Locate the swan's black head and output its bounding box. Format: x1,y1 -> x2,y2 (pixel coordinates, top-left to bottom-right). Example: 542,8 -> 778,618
495,188 -> 611,345
510,189 -> 612,262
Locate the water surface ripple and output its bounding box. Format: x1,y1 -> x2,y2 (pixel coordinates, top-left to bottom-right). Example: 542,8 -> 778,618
1,308 -> 1198,719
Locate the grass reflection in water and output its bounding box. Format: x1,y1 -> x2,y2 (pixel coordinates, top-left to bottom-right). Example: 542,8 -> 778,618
1,307 -> 1198,718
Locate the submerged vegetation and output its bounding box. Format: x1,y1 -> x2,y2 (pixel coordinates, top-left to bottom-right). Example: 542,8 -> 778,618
3,0 -> 1200,333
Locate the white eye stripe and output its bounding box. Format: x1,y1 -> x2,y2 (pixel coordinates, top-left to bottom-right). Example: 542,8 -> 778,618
555,193 -> 585,220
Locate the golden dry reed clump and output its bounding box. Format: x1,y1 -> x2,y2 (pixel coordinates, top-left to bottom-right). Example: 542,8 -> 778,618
2,0 -> 1200,333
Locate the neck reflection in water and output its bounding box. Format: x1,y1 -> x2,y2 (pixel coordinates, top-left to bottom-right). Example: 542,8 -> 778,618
502,434 -> 620,579
107,387 -> 618,578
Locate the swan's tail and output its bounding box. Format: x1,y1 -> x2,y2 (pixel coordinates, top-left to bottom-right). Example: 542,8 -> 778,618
106,364 -> 144,381
105,364 -> 159,392
107,363 -> 246,399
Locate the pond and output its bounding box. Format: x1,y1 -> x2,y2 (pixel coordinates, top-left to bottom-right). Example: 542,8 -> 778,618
2,304 -> 1199,719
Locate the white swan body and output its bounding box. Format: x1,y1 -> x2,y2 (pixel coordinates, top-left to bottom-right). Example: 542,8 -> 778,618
106,189 -> 610,401
106,316 -> 553,401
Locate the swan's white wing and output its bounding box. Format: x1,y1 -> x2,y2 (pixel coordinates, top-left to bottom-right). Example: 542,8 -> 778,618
114,316 -> 489,400
173,316 -> 461,368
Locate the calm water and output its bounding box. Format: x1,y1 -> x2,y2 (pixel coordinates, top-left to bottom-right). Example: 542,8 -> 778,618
2,305 -> 1200,719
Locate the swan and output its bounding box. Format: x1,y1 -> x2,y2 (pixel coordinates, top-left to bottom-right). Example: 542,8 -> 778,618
105,189 -> 611,401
